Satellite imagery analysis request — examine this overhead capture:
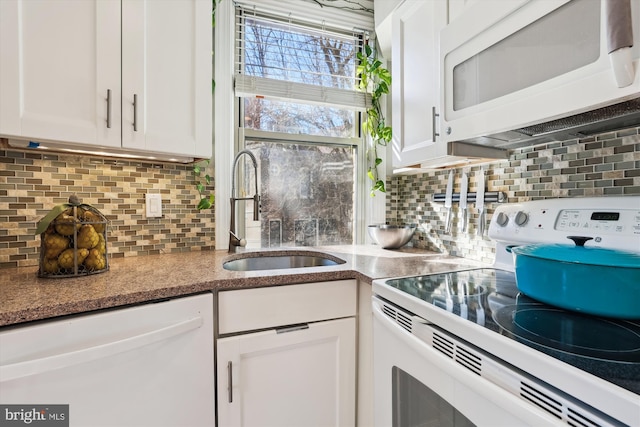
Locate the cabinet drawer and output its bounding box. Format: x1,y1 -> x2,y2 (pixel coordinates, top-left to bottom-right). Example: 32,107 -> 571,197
218,280 -> 357,335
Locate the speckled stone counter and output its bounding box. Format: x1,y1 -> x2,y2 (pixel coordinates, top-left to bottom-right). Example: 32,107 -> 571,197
0,245 -> 485,327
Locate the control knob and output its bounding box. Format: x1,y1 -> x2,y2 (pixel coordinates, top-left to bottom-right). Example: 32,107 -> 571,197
514,211 -> 529,226
495,212 -> 509,227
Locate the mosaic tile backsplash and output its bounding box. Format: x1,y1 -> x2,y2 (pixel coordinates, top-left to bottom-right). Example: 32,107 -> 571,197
0,147 -> 215,269
2,126 -> 638,269
386,126 -> 640,264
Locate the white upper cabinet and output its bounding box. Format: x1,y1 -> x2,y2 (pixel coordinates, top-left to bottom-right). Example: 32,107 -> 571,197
389,0 -> 507,169
447,0 -> 475,23
390,0 -> 447,168
374,0 -> 403,58
0,0 -> 212,160
121,0 -> 211,157
0,1 -> 122,148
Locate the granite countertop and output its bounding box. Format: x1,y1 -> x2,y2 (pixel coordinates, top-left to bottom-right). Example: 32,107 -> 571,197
0,245 -> 485,327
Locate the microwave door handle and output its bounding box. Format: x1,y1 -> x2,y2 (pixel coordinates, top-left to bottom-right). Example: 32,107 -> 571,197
609,48 -> 634,88
605,0 -> 635,87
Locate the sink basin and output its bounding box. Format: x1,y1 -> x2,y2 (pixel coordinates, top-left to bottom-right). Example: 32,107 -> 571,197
223,253 -> 345,271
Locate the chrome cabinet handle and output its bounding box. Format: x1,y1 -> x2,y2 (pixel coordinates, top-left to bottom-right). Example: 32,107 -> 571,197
432,106 -> 440,142
227,361 -> 233,403
106,89 -> 112,128
133,94 -> 138,131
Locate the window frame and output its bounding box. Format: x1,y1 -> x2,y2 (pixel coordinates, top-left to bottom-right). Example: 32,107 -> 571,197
232,6 -> 370,248
214,0 -> 384,250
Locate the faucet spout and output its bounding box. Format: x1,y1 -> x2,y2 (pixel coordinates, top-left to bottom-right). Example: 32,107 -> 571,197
229,150 -> 260,252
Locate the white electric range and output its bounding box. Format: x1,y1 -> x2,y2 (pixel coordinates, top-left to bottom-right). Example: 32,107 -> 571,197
372,196 -> 640,427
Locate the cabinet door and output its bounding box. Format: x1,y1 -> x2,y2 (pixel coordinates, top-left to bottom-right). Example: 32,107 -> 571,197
217,317 -> 356,427
0,0 -> 121,148
448,0 -> 475,23
391,0 -> 447,168
122,0 -> 212,158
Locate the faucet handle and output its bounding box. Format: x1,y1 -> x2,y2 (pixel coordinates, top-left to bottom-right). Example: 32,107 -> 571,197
253,194 -> 260,221
229,230 -> 247,248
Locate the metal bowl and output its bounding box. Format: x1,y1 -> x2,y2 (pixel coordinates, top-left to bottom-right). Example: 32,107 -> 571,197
368,224 -> 416,249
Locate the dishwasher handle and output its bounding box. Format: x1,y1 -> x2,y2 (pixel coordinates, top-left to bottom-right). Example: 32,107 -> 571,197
1,316 -> 203,382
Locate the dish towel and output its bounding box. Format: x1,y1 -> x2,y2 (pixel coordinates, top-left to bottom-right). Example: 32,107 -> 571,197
605,0 -> 633,53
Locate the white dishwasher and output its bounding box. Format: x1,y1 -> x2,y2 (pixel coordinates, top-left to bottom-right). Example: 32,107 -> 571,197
0,293 -> 215,427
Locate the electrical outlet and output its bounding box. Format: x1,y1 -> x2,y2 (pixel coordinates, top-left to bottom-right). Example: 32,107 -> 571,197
145,193 -> 163,218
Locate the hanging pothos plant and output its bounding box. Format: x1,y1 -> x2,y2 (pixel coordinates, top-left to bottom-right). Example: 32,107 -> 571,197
194,159 -> 214,210
357,43 -> 392,196
193,0 -> 220,211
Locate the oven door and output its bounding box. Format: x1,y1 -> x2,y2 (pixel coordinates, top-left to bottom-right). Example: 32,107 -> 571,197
372,297 -> 561,427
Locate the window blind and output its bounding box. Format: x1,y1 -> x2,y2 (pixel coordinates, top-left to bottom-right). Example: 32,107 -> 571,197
234,5 -> 372,110
233,0 -> 374,33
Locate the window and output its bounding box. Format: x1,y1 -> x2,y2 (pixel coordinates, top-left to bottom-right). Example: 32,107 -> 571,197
245,139 -> 355,247
234,6 -> 367,248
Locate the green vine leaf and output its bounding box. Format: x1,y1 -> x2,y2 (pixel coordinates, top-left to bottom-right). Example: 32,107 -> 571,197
193,159 -> 214,210
192,0 -> 219,211
356,41 -> 391,196
197,195 -> 214,210
370,180 -> 386,197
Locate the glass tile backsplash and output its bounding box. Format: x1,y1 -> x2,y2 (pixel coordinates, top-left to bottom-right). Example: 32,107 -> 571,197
385,126 -> 640,264
0,148 -> 215,269
1,126 -> 638,269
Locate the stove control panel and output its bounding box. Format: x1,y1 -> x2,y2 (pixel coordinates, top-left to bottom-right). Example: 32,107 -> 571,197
555,209 -> 628,234
488,196 -> 640,252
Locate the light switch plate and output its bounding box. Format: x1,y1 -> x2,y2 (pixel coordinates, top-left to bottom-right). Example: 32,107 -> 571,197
145,193 -> 163,218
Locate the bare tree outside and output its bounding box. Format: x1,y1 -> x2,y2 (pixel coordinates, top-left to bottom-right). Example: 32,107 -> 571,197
240,14 -> 359,137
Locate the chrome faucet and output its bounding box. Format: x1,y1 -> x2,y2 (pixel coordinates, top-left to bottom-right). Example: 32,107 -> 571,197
229,150 -> 260,252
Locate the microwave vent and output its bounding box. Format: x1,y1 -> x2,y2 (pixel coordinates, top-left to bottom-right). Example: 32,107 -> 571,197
515,98 -> 640,137
459,97 -> 640,151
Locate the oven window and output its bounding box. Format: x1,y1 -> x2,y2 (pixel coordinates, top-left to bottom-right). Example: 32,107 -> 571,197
392,367 -> 476,427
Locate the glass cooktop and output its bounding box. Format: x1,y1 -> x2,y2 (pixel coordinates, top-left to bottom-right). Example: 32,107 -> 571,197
383,268 -> 640,395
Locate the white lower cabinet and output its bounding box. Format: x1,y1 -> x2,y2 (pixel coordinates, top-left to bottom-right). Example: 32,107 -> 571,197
216,280 -> 357,427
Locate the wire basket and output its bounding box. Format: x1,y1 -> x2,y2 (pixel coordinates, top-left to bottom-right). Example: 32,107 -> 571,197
38,199 -> 109,278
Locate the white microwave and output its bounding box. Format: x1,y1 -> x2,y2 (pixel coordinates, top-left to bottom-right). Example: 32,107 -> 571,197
440,0 -> 640,148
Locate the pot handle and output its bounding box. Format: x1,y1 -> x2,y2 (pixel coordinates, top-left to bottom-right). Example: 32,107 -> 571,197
567,236 -> 593,247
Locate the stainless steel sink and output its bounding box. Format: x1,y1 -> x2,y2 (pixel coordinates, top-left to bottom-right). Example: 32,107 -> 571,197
223,253 -> 344,271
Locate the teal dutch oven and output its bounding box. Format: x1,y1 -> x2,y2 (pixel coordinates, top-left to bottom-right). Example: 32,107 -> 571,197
511,236 -> 640,319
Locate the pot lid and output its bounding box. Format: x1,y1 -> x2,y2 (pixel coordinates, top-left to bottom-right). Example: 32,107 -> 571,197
512,236 -> 640,269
